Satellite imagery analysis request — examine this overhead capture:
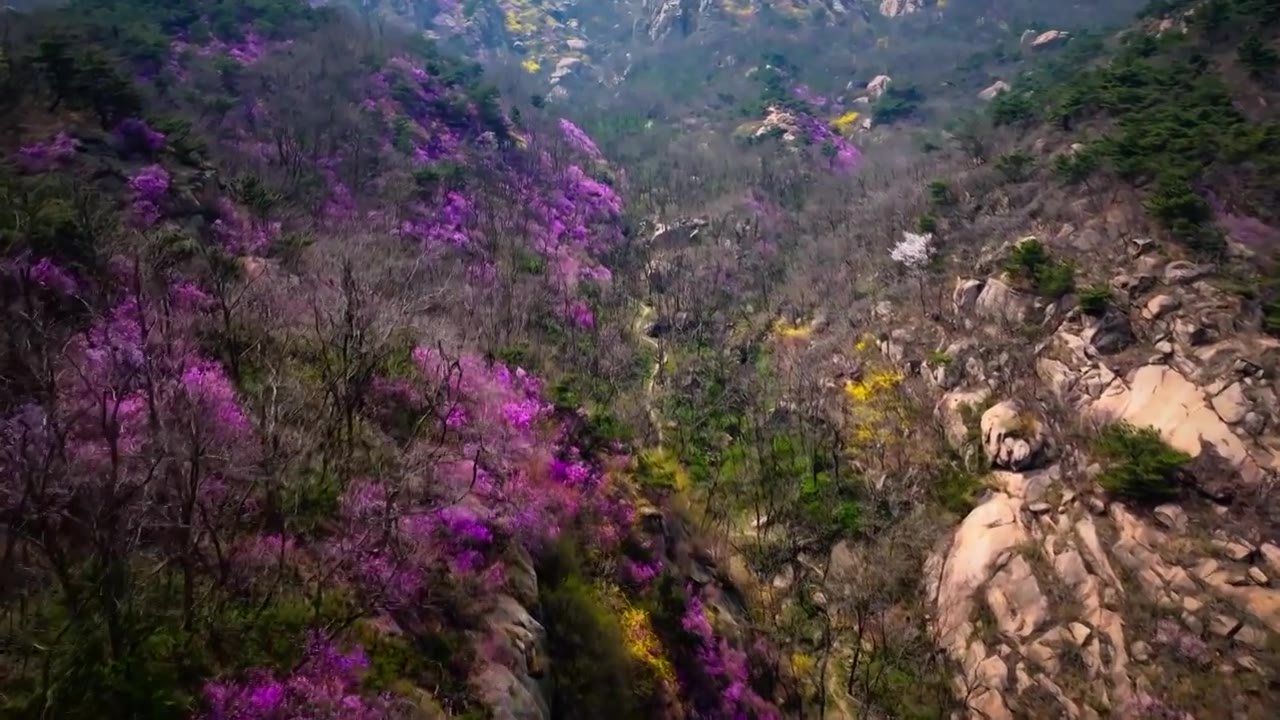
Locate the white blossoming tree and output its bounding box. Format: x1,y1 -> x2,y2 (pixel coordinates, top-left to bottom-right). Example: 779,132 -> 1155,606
890,231 -> 933,314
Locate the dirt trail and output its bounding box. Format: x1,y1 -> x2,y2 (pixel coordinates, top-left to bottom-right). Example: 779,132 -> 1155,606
633,302 -> 666,445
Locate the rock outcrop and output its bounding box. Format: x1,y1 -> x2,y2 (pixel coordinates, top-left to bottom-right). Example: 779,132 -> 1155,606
979,80 -> 1011,101
866,74 -> 892,100
1030,30 -> 1070,48
879,0 -> 923,17
981,400 -> 1048,470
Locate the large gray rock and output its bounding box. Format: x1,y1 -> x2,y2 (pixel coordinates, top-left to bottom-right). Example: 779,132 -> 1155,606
979,80 -> 1011,101
866,74 -> 892,100
1030,30 -> 1070,48
975,278 -> 1034,325
1142,294 -> 1181,321
1091,364 -> 1264,484
938,388 -> 992,449
1084,310 -> 1134,355
472,595 -> 550,720
954,278 -> 984,314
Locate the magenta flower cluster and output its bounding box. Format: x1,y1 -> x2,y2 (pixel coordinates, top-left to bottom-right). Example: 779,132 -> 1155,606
201,635 -> 387,720
115,118 -> 168,155
128,164 -> 171,228
17,131 -> 79,173
679,592 -> 780,720
211,199 -> 281,255
171,31 -> 277,68
796,114 -> 861,172
2,256 -> 79,297
559,118 -> 603,162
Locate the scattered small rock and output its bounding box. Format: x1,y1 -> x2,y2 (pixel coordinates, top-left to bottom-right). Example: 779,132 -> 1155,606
1210,613 -> 1242,637
1242,412 -> 1267,436
1153,504 -> 1188,532
867,74 -> 892,100
1261,543 -> 1280,576
1237,655 -> 1266,674
1142,294 -> 1181,321
1131,640 -> 1152,662
981,400 -> 1048,471
1249,567 -> 1269,586
1030,30 -> 1070,48
1214,539 -> 1255,562
1164,260 -> 1211,284
1234,624 -> 1270,650
1183,612 -> 1205,635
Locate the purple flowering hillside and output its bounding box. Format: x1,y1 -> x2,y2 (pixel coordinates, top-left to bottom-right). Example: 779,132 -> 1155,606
0,1 -> 789,718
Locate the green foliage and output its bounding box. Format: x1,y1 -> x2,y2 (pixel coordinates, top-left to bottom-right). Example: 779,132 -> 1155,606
871,84 -> 924,125
414,162 -> 468,194
926,179 -> 953,206
1239,34 -> 1279,79
539,542 -> 654,720
493,342 -> 534,369
926,350 -> 953,366
1005,15 -> 1280,243
150,114 -> 207,161
1256,260 -> 1280,336
995,150 -> 1034,182
1078,284 -> 1113,315
853,647 -> 957,720
635,447 -> 688,492
1053,147 -> 1099,186
1144,175 -> 1223,253
990,90 -> 1035,126
1094,422 -> 1191,501
916,214 -> 938,234
354,622 -> 476,709
1,605 -> 199,719
1,580 -> 356,720
1004,239 -> 1075,298
33,36 -> 142,127
931,460 -> 986,517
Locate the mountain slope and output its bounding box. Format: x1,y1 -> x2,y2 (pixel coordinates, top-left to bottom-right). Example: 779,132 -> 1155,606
5,0 -> 1280,719
0,2 -> 796,719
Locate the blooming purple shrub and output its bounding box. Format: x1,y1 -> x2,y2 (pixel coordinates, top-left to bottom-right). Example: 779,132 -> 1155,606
200,635 -> 387,720
211,199 -> 281,255
676,591 -> 780,720
17,131 -> 79,173
1154,619 -> 1212,666
126,164 -> 171,229
130,164 -> 171,200
2,256 -> 79,297
559,119 -> 603,161
621,558 -> 662,589
115,118 -> 167,155
796,114 -> 861,172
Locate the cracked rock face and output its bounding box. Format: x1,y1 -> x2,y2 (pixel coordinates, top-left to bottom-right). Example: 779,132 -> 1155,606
1092,364 -> 1266,483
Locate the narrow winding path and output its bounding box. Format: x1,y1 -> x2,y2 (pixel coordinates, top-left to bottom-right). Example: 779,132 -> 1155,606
633,301 -> 666,445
